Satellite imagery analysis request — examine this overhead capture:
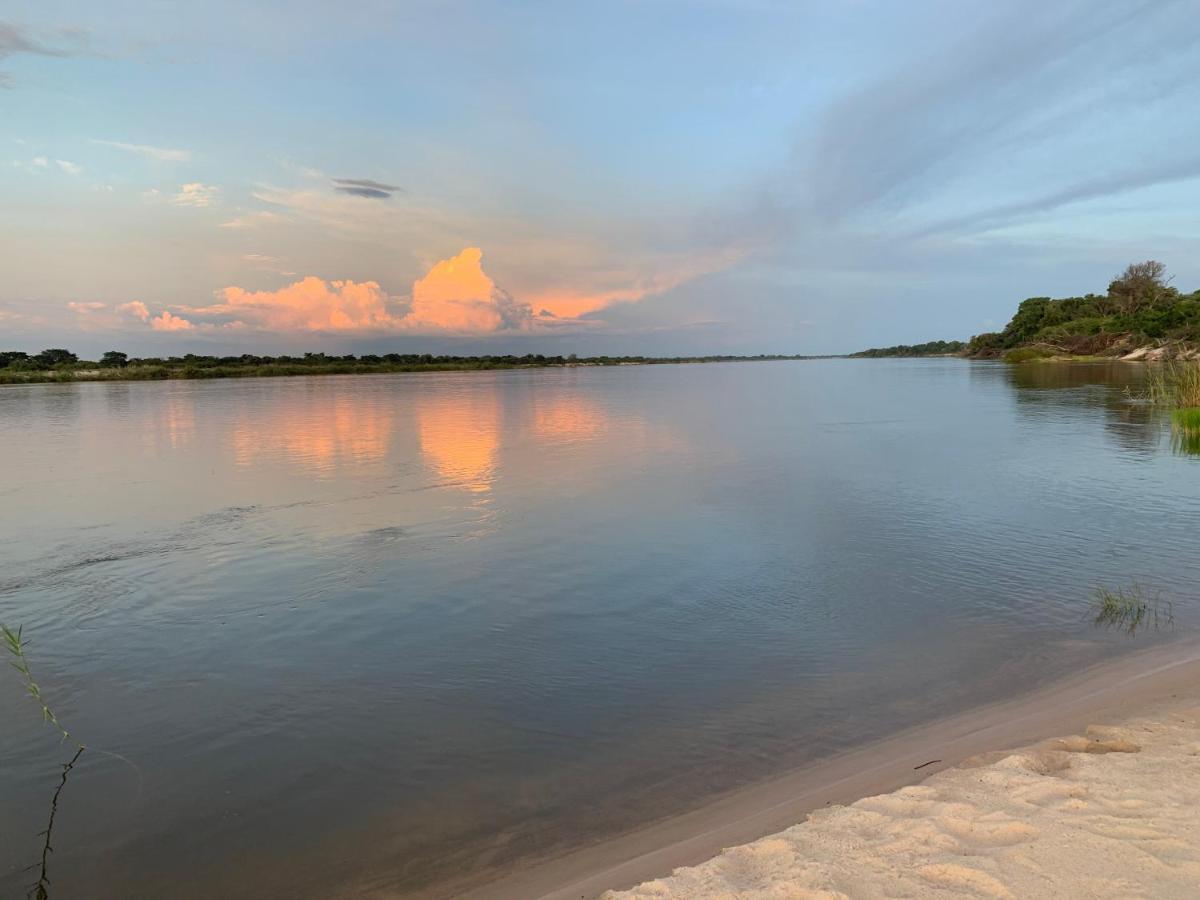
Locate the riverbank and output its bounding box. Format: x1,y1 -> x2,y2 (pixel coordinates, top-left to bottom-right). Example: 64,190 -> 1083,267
461,639 -> 1200,900
610,687 -> 1200,899
0,354 -> 835,386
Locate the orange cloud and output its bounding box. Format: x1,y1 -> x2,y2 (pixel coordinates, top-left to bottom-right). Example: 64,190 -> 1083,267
213,277 -> 401,331
526,249 -> 748,319
152,310 -> 195,331
121,244 -> 738,336
158,247 -> 533,335
408,247 -> 532,332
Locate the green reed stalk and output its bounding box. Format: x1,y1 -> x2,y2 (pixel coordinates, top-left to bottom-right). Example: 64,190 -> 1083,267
2,625 -> 82,749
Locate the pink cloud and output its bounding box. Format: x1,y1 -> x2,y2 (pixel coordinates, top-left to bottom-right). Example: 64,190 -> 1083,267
118,300 -> 150,321
152,311 -> 195,331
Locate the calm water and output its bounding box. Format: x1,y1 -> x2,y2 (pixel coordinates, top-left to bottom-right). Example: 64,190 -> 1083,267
1,360 -> 1198,898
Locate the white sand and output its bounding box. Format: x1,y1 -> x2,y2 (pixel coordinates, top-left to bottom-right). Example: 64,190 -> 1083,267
605,698 -> 1200,899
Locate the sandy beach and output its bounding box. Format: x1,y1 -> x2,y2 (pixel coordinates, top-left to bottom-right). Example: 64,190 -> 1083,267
608,696 -> 1200,899
466,640 -> 1200,900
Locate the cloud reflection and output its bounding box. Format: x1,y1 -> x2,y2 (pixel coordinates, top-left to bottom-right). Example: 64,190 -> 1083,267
416,386 -> 500,493
230,394 -> 393,474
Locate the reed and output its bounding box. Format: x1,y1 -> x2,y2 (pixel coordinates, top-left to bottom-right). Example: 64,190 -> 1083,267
1144,361 -> 1200,407
1090,584 -> 1173,635
2,625 -> 79,747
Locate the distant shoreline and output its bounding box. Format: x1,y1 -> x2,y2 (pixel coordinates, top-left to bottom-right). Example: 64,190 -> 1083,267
0,354 -> 847,386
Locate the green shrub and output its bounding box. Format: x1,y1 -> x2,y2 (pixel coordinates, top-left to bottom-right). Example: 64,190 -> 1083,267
1003,346 -> 1057,363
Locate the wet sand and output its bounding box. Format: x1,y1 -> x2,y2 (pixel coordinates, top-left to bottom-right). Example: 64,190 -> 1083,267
462,639 -> 1200,899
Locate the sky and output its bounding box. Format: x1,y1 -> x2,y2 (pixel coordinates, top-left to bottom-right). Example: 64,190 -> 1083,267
2,0 -> 1200,357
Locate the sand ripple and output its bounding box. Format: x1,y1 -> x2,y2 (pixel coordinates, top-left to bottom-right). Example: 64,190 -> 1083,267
606,702 -> 1200,899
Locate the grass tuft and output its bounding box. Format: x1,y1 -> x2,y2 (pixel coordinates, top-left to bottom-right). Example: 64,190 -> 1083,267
1090,584 -> 1173,635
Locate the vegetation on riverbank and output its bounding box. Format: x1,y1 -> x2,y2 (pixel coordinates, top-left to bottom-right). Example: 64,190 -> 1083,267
1142,361 -> 1200,453
0,350 -> 829,385
850,340 -> 965,358
853,262 -> 1200,362
968,261 -> 1200,360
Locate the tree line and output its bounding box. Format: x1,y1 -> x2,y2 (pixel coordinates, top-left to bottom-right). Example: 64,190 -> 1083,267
850,340 -> 966,358
0,350 -> 824,381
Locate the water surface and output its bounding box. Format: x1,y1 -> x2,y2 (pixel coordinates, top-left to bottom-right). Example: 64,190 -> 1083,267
1,360 -> 1197,898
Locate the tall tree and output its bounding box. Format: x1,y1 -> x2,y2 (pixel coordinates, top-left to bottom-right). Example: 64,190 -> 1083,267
1107,260 -> 1171,315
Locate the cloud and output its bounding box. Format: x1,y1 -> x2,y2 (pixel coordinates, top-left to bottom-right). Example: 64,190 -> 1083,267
12,155 -> 49,173
408,247 -> 532,332
913,157 -> 1200,239
63,299 -> 157,331
151,310 -> 195,331
190,277 -> 402,332
790,0 -> 1200,239
0,22 -> 92,86
0,22 -> 84,59
118,300 -> 150,321
332,177 -> 402,199
173,182 -> 219,207
526,247 -> 749,319
219,210 -> 286,229
56,159 -> 82,176
90,139 -> 190,162
152,247 -> 535,335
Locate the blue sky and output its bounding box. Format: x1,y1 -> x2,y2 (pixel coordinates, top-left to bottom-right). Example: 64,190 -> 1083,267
2,0 -> 1199,355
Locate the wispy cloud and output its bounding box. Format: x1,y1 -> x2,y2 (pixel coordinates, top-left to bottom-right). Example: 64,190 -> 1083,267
0,22 -> 84,59
0,21 -> 93,86
219,210 -> 287,229
173,182 -> 218,207
242,253 -> 295,276
332,177 -> 401,199
914,157 -> 1200,239
90,139 -> 190,163
56,159 -> 81,176
792,0 -> 1200,236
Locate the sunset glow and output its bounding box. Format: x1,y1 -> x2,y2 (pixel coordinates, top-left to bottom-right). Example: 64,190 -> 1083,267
3,2 -> 1197,355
